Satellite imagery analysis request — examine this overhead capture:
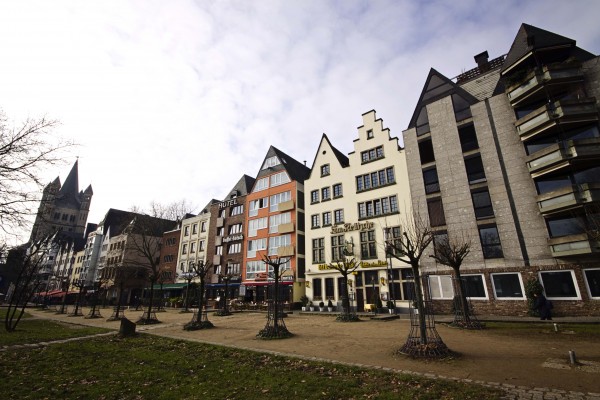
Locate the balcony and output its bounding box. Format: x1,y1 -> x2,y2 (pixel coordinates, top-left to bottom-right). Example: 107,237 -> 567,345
507,64 -> 583,106
277,200 -> 294,212
213,255 -> 221,265
527,138 -> 600,177
214,236 -> 222,246
549,233 -> 600,257
515,98 -> 598,141
278,222 -> 295,234
537,183 -> 600,214
216,218 -> 224,228
277,245 -> 295,257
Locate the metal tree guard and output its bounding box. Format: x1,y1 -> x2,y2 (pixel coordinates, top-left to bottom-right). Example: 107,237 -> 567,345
398,273 -> 451,358
451,276 -> 484,329
183,260 -> 214,330
256,256 -> 292,339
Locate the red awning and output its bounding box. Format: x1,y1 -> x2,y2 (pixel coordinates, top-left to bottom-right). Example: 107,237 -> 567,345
241,281 -> 294,287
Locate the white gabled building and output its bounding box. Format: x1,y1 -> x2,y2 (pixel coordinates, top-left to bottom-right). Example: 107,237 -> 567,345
304,110 -> 413,312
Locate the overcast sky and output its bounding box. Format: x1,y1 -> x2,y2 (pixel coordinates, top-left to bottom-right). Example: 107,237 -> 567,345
1,0 -> 600,242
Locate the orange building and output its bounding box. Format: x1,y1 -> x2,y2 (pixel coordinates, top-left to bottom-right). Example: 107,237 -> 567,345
241,146 -> 310,304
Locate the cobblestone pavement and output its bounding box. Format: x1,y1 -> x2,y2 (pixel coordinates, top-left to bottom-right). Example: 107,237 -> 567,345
5,308 -> 600,400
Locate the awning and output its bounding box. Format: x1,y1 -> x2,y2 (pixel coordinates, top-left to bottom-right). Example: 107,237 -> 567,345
206,283 -> 241,288
241,281 -> 294,287
151,283 -> 189,290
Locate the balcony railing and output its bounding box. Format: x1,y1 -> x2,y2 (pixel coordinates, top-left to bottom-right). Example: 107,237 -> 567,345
527,138 -> 600,176
537,183 -> 600,214
277,222 -> 295,234
277,245 -> 295,257
548,233 -> 600,257
507,65 -> 583,106
515,98 -> 598,141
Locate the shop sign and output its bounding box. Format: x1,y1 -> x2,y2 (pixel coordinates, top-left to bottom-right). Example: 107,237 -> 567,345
222,234 -> 243,243
317,260 -> 386,270
330,221 -> 374,234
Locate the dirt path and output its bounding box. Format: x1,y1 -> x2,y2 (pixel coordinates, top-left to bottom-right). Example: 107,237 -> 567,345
25,308 -> 600,394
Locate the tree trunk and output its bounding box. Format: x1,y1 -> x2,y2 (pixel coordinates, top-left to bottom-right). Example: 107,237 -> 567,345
453,268 -> 470,324
412,264 -> 428,345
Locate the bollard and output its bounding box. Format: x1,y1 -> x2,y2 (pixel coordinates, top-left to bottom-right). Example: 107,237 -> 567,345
553,323 -> 558,332
568,350 -> 577,365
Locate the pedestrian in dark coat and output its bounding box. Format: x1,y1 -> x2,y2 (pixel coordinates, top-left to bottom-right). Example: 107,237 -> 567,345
534,293 -> 553,320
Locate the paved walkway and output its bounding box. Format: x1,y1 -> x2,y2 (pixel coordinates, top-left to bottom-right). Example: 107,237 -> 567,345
5,307 -> 600,400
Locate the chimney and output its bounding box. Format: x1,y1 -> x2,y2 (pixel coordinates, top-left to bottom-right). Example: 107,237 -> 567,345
474,51 -> 489,72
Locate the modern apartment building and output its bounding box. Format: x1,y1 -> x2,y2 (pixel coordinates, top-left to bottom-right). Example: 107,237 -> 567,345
206,175 -> 255,300
241,146 -> 310,303
305,111 -> 413,312
403,24 -> 600,316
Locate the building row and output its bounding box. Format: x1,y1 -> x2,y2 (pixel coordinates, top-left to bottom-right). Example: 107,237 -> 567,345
19,24 -> 600,316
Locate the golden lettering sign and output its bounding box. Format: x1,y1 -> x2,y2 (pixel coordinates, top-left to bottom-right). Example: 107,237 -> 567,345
330,221 -> 374,234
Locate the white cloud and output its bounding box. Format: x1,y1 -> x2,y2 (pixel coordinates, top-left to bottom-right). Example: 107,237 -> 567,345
0,0 -> 599,243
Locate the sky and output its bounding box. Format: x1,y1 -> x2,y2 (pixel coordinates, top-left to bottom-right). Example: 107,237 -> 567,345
1,0 -> 600,243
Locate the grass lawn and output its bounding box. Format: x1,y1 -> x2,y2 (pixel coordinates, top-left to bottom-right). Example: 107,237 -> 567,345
0,308 -> 112,347
484,322 -> 600,340
0,333 -> 504,400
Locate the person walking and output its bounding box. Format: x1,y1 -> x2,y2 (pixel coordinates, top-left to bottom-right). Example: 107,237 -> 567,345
534,292 -> 553,320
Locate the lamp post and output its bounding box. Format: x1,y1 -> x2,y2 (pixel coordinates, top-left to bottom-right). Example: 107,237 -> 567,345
384,228 -> 395,314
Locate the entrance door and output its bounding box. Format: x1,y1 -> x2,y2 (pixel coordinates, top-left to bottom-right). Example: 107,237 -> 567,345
356,290 -> 364,312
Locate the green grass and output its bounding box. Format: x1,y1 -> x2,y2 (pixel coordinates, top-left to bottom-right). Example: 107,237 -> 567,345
0,334 -> 504,400
0,308 -> 112,346
484,322 -> 600,339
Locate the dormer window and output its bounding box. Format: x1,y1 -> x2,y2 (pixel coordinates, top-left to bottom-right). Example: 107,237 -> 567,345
262,156 -> 280,170
320,164 -> 330,177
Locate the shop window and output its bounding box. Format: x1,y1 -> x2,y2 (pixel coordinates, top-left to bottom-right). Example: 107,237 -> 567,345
312,278 -> 322,300
325,278 -> 335,299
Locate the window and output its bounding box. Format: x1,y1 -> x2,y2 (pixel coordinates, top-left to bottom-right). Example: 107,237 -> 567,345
270,191 -> 291,211
334,209 -> 344,224
249,197 -> 268,216
325,278 -> 335,299
423,167 -> 440,194
184,226 -> 190,236
190,242 -> 196,253
458,124 -> 479,152
331,234 -> 345,261
462,274 -> 487,298
231,205 -> 243,216
227,262 -> 240,275
311,214 -> 320,229
199,240 -> 205,251
418,139 -> 435,164
216,245 -> 223,255
313,238 -> 325,263
322,212 -> 331,226
310,190 -> 319,204
540,270 -> 581,300
321,164 -> 330,176
428,275 -> 454,299
262,156 -> 280,169
356,167 -> 395,192
427,198 -> 446,227
366,129 -> 373,139
452,93 -> 472,121
54,212 -> 60,220
216,227 -> 224,236
181,244 -> 188,254
229,223 -> 242,234
270,171 -> 290,187
247,238 -> 267,255
546,215 -> 586,238
190,224 -> 197,235
491,273 -> 524,299
415,107 -> 430,136
246,260 -> 266,280
313,278 -> 322,299
472,189 -> 494,219
333,183 -> 343,198
253,177 -> 269,192
219,209 -> 226,218
465,155 -> 486,183
201,221 -> 206,232
479,225 -> 503,258
269,212 -> 291,233
248,217 -> 268,236
228,243 -> 241,254
358,195 -> 398,219
321,187 -> 331,201
360,230 -> 377,259
361,146 -> 384,163
269,234 -> 291,255
584,269 -> 600,299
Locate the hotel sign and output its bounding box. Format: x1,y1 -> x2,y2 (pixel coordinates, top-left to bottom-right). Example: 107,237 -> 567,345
222,234 -> 243,243
219,199 -> 238,209
330,221 -> 374,234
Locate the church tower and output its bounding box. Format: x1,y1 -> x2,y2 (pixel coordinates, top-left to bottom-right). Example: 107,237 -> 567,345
29,160 -> 93,243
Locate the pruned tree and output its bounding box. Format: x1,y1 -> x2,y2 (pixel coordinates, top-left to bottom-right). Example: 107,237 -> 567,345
430,234 -> 482,329
385,212 -> 451,357
184,260 -> 214,330
327,255 -> 360,322
0,109 -> 73,240
3,236 -> 52,332
256,254 -> 292,339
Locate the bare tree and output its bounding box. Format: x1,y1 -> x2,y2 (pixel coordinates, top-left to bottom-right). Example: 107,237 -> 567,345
385,212 -> 451,357
3,236 -> 52,332
430,234 -> 482,329
327,255 -> 360,322
256,254 -> 292,339
184,260 -> 214,330
0,110 -> 73,240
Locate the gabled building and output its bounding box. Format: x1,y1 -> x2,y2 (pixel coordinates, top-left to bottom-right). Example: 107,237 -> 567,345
176,202 -> 217,282
30,160 -> 93,243
206,175 -> 255,300
402,24 -> 600,316
241,146 -> 310,304
305,111 -> 412,312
